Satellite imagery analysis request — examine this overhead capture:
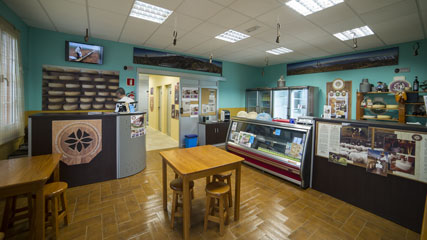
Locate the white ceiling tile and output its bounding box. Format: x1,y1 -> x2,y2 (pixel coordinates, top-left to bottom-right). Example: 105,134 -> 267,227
144,24 -> 188,49
371,13 -> 424,45
344,35 -> 385,50
88,0 -> 134,15
176,0 -> 223,20
322,16 -> 365,34
89,7 -> 127,41
346,0 -> 403,14
360,0 -> 418,25
229,0 -> 281,18
292,44 -> 330,58
208,8 -> 250,28
162,13 -> 203,31
167,31 -> 211,51
307,35 -> 352,53
234,19 -> 270,37
142,0 -> 184,11
306,3 -> 356,27
209,0 -> 235,7
40,0 -> 87,35
120,17 -> 159,45
192,22 -> 228,37
3,0 -> 55,29
256,5 -> 303,27
187,38 -> 230,54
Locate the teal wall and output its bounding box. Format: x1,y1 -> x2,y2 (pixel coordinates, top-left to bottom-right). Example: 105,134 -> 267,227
262,40 -> 427,119
26,27 -> 261,111
0,0 -> 29,95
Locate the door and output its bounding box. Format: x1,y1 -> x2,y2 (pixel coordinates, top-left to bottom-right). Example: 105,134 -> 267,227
179,79 -> 199,147
258,90 -> 271,114
246,90 -> 258,112
205,124 -> 218,145
290,88 -> 308,119
272,90 -> 289,119
166,85 -> 172,136
157,86 -> 162,131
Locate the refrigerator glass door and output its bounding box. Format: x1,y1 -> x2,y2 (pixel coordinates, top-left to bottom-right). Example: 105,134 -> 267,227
258,90 -> 271,114
290,89 -> 308,119
272,90 -> 289,119
246,91 -> 258,112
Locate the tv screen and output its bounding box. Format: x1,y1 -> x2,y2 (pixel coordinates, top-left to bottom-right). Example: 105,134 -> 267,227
65,41 -> 103,64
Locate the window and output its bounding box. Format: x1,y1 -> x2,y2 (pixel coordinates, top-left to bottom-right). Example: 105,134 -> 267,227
0,17 -> 24,145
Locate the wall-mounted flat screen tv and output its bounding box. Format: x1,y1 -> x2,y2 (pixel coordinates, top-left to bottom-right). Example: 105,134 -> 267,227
65,41 -> 103,64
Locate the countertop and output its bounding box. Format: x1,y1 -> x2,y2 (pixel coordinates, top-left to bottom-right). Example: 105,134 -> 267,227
29,112 -> 146,118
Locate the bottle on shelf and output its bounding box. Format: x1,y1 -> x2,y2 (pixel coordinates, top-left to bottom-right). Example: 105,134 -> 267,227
413,76 -> 419,91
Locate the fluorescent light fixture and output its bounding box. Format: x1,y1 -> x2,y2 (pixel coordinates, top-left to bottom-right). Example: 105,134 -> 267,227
215,30 -> 250,43
286,0 -> 344,16
333,25 -> 374,41
130,0 -> 173,24
266,47 -> 293,55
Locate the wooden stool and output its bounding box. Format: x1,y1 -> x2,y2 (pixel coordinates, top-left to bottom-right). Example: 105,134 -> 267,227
213,171 -> 233,207
204,181 -> 230,236
170,178 -> 195,229
1,194 -> 33,235
44,182 -> 69,239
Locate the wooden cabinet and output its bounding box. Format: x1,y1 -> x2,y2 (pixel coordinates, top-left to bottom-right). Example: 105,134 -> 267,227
198,122 -> 230,145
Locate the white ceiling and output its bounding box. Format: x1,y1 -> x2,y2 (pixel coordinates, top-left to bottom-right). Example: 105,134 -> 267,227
4,0 -> 426,66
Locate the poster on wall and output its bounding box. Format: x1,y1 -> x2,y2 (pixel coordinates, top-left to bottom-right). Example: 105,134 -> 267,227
316,122 -> 341,159
287,47 -> 399,76
133,47 -> 222,74
366,149 -> 389,176
172,105 -> 176,119
190,104 -> 199,118
339,124 -> 370,166
182,101 -> 191,115
174,83 -> 179,104
182,87 -> 199,101
130,114 -> 145,138
326,79 -> 352,119
150,96 -> 154,112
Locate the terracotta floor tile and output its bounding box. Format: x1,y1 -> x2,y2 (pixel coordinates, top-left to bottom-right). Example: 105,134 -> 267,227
0,148 -> 421,240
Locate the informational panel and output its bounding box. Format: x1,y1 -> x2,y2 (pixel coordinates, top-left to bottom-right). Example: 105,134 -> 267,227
200,88 -> 217,116
181,87 -> 199,118
316,121 -> 427,183
326,80 -> 352,119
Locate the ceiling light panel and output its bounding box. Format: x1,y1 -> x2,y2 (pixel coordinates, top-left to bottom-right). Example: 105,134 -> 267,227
215,30 -> 250,43
266,47 -> 293,55
285,0 -> 344,16
130,1 -> 173,24
333,25 -> 374,41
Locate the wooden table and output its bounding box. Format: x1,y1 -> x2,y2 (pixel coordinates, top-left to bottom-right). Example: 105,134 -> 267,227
0,154 -> 62,240
160,145 -> 244,240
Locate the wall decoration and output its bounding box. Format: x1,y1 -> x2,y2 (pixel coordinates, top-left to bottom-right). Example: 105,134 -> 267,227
150,87 -> 154,95
339,124 -> 370,166
42,65 -> 119,111
52,119 -> 102,165
287,47 -> 399,75
133,47 -> 222,74
149,96 -> 154,112
130,114 -> 145,138
366,149 -> 389,176
326,79 -> 352,119
174,83 -> 179,104
200,88 -> 217,116
175,109 -> 180,119
172,104 -> 176,119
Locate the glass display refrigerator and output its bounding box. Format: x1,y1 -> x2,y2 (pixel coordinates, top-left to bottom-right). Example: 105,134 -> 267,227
245,88 -> 272,114
225,117 -> 313,188
271,86 -> 318,119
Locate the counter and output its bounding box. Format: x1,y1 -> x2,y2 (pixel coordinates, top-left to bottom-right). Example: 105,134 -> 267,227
313,118 -> 427,233
28,112 -> 146,187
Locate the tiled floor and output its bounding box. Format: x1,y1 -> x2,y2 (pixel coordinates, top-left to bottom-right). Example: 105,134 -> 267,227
146,127 -> 179,151
0,148 -> 421,240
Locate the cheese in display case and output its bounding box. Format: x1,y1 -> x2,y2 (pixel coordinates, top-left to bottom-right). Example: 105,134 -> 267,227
226,117 -> 313,188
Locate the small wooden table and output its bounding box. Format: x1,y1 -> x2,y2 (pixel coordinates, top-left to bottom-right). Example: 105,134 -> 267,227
160,145 -> 244,240
0,154 -> 62,240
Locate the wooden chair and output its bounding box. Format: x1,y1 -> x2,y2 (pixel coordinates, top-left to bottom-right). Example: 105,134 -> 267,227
204,181 -> 230,236
212,172 -> 233,207
170,178 -> 195,229
44,182 -> 69,239
1,194 -> 33,236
